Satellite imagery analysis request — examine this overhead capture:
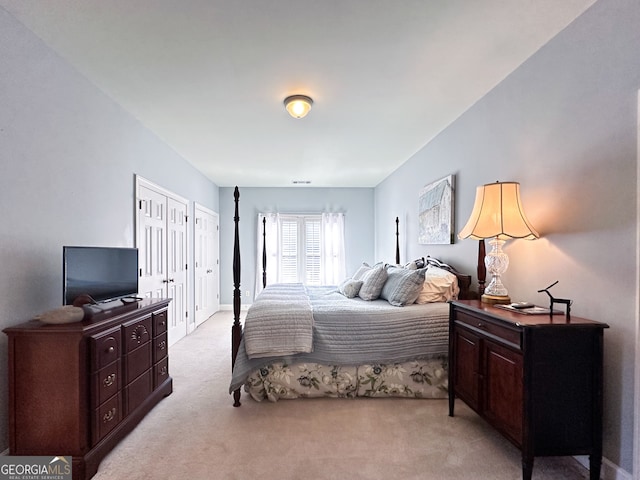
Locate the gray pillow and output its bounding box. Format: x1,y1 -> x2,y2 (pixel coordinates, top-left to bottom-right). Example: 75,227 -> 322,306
380,266 -> 427,306
358,267 -> 388,301
352,263 -> 371,281
338,278 -> 364,298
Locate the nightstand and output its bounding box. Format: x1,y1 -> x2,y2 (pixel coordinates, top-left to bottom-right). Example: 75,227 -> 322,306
448,300 -> 608,480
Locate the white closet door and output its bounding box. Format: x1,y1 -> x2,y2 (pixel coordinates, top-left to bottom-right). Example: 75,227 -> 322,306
167,198 -> 188,345
138,186 -> 167,300
194,204 -> 219,327
210,212 -> 220,314
136,177 -> 190,347
194,210 -> 207,326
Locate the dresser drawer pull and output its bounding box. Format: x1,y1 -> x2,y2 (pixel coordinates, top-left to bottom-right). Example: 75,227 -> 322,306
477,322 -> 486,329
158,341 -> 166,351
160,366 -> 168,376
103,373 -> 116,387
159,320 -> 166,327
103,408 -> 116,423
106,346 -> 115,354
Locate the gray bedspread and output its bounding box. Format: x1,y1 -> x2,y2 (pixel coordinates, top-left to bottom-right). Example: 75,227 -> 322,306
243,283 -> 313,359
230,285 -> 450,393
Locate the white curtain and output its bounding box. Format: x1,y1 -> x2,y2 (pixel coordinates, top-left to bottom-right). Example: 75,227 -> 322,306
255,212 -> 347,292
320,212 -> 346,285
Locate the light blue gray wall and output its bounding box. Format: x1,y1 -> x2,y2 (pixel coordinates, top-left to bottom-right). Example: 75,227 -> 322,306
0,8 -> 219,450
375,0 -> 639,473
219,187 -> 375,305
2,0 -> 639,474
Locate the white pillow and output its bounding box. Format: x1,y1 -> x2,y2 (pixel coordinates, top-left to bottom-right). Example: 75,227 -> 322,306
338,278 -> 364,299
415,267 -> 460,303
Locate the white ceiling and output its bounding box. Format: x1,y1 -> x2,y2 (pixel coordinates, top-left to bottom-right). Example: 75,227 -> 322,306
1,0 -> 596,187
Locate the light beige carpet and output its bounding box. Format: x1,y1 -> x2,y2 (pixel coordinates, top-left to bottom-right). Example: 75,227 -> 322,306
93,311 -> 589,480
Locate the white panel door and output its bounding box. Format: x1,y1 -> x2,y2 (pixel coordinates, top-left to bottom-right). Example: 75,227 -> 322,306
136,177 -> 190,347
167,197 -> 188,345
210,212 -> 220,314
194,205 -> 219,327
194,210 -> 207,326
137,186 -> 167,300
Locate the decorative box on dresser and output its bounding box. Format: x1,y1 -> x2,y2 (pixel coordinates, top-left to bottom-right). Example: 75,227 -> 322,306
448,300 -> 608,480
4,298 -> 172,480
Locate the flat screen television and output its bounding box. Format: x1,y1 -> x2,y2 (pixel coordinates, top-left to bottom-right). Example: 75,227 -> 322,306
63,246 -> 139,305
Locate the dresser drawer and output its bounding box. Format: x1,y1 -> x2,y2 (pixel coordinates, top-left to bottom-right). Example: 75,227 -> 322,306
153,310 -> 168,336
124,342 -> 152,384
153,332 -> 168,363
91,360 -> 121,408
154,357 -> 169,389
90,327 -> 121,371
125,370 -> 152,415
92,393 -> 122,446
454,310 -> 521,348
123,316 -> 152,353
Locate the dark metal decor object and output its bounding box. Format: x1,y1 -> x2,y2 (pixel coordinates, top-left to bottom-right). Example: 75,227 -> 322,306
538,281 -> 572,319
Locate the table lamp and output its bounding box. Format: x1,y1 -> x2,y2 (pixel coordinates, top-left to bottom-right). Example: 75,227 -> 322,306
458,181 -> 539,304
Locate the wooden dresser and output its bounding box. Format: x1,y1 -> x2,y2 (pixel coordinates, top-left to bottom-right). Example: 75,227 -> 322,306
4,298 -> 172,480
448,300 -> 607,480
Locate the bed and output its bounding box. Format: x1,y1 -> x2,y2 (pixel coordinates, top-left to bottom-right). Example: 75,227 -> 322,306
229,187 -> 478,406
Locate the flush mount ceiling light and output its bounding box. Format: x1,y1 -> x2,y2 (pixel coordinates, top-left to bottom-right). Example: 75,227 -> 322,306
284,95 -> 313,119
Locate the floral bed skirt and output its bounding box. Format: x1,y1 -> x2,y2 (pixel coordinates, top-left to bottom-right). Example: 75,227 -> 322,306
244,355 -> 448,402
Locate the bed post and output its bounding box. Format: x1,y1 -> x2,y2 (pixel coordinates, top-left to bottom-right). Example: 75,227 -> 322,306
395,217 -> 400,264
262,216 -> 267,289
477,239 -> 486,297
231,187 -> 242,407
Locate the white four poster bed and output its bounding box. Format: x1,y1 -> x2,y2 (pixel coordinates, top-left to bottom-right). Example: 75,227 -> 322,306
229,187 -> 478,406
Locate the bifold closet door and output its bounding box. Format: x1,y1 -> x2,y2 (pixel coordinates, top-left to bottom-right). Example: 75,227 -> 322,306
166,198 -> 188,345
138,187 -> 167,301
137,182 -> 188,346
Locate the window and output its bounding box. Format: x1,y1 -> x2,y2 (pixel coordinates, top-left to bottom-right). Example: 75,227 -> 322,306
256,212 -> 346,294
279,215 -> 321,285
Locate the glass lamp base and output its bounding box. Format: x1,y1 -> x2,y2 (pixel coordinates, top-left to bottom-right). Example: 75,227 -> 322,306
481,293 -> 511,305
482,237 -> 511,304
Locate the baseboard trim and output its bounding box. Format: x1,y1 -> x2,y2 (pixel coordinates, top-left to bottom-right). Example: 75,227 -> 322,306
574,455 -> 632,480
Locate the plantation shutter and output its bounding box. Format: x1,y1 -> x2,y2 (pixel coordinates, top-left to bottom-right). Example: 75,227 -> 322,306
305,218 -> 321,285
280,218 -> 298,283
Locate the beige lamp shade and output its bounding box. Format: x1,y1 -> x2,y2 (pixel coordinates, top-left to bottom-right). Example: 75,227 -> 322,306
458,181 -> 539,240
284,95 -> 313,118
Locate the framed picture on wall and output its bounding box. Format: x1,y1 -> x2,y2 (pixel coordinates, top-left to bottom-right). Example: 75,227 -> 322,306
418,174 -> 455,244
